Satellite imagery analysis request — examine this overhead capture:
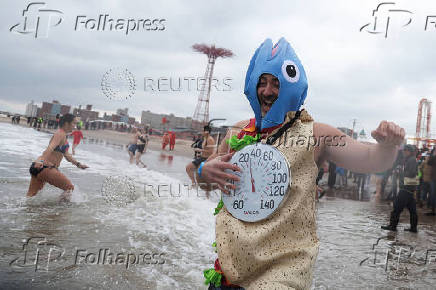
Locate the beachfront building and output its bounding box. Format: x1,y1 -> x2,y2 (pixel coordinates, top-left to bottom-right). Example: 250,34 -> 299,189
103,110 -> 135,126
116,108 -> 129,116
25,101 -> 38,117
73,104 -> 99,122
115,107 -> 135,125
39,100 -> 71,120
140,110 -> 195,131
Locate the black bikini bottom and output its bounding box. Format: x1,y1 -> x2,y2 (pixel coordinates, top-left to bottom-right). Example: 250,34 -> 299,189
136,144 -> 145,153
29,162 -> 57,177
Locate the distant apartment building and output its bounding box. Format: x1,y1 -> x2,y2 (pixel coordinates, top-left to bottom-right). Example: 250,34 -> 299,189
25,101 -> 38,117
141,110 -> 193,129
39,100 -> 71,120
40,102 -> 52,118
73,104 -> 99,121
116,108 -> 128,116
102,110 -> 135,125
111,114 -> 121,122
115,107 -> 135,124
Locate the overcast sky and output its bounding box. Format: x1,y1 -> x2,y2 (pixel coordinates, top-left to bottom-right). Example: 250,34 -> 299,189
1,0 -> 435,139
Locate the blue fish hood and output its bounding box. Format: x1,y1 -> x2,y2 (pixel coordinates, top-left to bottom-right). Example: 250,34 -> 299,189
244,37 -> 308,130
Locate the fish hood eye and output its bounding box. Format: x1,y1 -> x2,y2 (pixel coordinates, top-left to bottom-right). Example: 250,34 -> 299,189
281,60 -> 300,83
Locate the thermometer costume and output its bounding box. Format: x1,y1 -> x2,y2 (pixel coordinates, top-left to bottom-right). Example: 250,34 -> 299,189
205,38 -> 319,289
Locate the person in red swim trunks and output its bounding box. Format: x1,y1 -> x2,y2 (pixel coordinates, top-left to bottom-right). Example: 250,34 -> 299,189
169,131 -> 176,151
70,125 -> 84,155
162,132 -> 170,150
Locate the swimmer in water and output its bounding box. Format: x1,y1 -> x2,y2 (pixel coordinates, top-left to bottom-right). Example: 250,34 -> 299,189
127,128 -> 138,164
27,113 -> 89,202
135,128 -> 147,168
70,124 -> 84,155
186,125 -> 216,198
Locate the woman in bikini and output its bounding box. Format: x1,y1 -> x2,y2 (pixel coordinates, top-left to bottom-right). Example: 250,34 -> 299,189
27,114 -> 89,201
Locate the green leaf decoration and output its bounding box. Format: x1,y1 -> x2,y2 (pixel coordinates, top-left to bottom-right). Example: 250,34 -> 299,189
203,268 -> 222,287
214,199 -> 224,215
226,133 -> 261,151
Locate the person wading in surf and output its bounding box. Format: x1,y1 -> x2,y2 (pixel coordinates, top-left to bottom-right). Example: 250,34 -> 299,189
27,114 -> 89,202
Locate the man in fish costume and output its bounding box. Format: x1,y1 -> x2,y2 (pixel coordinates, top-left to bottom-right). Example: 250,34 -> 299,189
197,38 -> 405,289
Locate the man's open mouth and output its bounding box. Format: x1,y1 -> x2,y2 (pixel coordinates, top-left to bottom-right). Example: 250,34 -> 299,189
262,98 -> 276,110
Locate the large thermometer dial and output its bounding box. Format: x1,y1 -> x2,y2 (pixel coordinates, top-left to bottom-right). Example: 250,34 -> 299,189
223,143 -> 290,222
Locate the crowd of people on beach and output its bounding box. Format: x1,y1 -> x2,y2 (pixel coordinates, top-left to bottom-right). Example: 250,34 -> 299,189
11,110 -> 202,172
11,115 -> 21,124
15,113 -> 137,132
23,114 -> 61,130
315,143 -> 436,232
379,145 -> 436,232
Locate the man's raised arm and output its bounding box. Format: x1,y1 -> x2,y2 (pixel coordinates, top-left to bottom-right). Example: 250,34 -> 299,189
317,120 -> 405,174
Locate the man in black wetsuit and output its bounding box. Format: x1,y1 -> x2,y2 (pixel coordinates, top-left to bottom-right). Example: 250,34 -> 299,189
381,144 -> 419,232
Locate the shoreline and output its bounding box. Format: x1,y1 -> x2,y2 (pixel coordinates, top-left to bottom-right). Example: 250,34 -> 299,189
0,116 -> 197,159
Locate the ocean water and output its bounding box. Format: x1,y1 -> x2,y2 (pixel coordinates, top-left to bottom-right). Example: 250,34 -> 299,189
1,122 -> 436,289
0,122 -> 218,289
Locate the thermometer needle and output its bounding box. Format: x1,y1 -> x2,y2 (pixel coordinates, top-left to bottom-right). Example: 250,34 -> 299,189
250,159 -> 255,192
